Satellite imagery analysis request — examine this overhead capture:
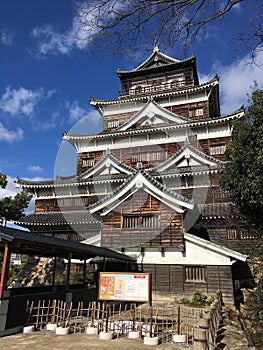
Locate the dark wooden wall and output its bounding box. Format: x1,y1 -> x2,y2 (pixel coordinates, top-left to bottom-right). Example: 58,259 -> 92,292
101,191 -> 184,249
141,263 -> 234,303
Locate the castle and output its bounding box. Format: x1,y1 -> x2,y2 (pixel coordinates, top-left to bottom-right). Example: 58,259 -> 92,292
16,46 -> 256,303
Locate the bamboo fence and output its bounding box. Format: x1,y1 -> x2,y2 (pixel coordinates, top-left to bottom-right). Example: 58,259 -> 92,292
26,299 -> 209,345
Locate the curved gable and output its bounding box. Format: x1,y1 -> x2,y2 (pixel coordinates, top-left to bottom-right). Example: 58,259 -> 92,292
90,170 -> 194,216
117,100 -> 189,131
80,153 -> 135,179
154,144 -> 224,173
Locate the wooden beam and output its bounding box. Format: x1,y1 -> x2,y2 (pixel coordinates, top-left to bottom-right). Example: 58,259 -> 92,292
0,244 -> 11,298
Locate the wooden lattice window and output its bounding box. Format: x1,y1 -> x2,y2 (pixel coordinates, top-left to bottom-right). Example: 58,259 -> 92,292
123,215 -> 159,229
189,108 -> 203,117
185,266 -> 206,282
227,229 -> 238,240
107,120 -> 119,129
209,144 -> 226,155
82,158 -> 94,167
131,152 -> 165,163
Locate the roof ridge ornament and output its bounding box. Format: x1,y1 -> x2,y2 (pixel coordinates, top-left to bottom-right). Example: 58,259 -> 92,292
153,43 -> 160,52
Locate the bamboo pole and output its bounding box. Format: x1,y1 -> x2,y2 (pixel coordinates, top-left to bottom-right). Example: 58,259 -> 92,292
36,299 -> 41,329
65,302 -> 72,328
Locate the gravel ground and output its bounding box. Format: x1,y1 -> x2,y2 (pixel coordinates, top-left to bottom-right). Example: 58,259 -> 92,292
0,330 -> 192,350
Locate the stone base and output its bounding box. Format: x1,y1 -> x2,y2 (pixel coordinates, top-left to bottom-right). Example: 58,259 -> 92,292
23,325 -> 35,333
172,334 -> 186,343
143,336 -> 159,346
56,326 -> 70,335
99,331 -> 114,340
128,331 -> 140,339
86,327 -> 97,335
46,323 -> 57,332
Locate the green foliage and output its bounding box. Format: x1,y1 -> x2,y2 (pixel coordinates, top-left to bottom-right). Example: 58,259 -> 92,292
7,264 -> 24,285
0,173 -> 7,188
221,89 -> 263,326
54,273 -> 66,285
180,297 -> 191,305
179,289 -> 214,307
70,268 -> 84,284
220,89 -> 263,232
0,173 -> 33,221
191,289 -> 207,306
207,295 -> 215,305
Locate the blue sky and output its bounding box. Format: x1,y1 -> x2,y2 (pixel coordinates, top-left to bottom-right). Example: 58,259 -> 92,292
0,0 -> 262,209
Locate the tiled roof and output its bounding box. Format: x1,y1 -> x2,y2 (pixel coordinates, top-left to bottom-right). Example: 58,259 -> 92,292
152,143 -> 225,174
116,99 -> 190,132
15,211 -> 101,226
184,232 -> 248,261
64,107 -> 244,141
90,169 -> 194,214
201,203 -> 237,218
80,152 -> 135,179
117,46 -> 183,74
90,77 -> 219,106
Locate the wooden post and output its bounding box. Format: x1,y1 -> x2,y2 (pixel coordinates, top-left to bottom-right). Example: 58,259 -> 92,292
51,257 -> 57,287
0,244 -> 11,298
83,259 -> 87,285
102,256 -> 106,271
66,253 -> 72,290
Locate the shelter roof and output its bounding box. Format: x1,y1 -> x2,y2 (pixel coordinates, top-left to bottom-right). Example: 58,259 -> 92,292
0,225 -> 135,261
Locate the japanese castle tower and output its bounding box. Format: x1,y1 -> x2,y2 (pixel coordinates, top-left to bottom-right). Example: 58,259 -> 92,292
16,46 -> 255,303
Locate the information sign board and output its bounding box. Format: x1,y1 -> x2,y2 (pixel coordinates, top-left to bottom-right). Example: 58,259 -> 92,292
98,272 -> 151,302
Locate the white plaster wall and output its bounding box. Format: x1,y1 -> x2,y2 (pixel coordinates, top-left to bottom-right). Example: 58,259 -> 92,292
125,239 -> 232,266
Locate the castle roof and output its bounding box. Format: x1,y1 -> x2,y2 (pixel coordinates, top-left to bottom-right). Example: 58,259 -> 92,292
15,210 -> 100,226
116,45 -> 199,84
90,169 -> 194,216
90,77 -> 218,107
63,107 -> 245,145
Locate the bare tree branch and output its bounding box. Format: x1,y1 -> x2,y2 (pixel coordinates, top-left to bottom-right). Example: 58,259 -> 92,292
73,0 -> 263,58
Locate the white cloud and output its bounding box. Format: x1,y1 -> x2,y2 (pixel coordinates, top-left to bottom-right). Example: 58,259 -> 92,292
65,101 -> 102,126
0,29 -> 15,46
200,48 -> 263,115
0,122 -> 23,143
30,1 -> 116,57
67,101 -> 87,123
31,25 -> 74,56
0,86 -> 54,117
27,165 -> 43,173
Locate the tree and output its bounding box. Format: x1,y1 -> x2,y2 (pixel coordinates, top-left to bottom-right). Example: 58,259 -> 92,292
0,174 -> 32,222
75,0 -> 262,58
220,88 -> 263,233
